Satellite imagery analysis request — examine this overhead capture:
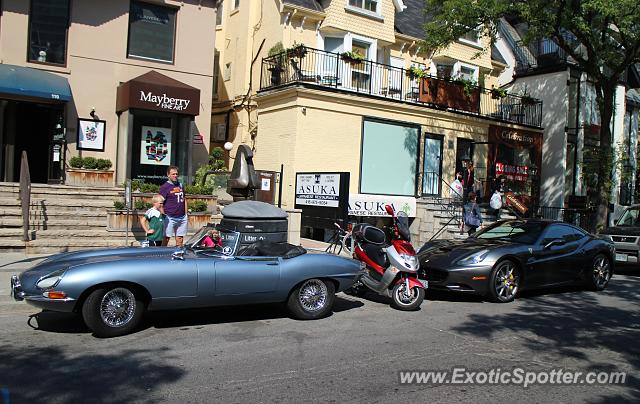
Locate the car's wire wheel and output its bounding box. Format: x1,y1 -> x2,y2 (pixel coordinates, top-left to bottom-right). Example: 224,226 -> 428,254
298,279 -> 328,312
491,260 -> 520,302
99,287 -> 136,328
591,254 -> 611,290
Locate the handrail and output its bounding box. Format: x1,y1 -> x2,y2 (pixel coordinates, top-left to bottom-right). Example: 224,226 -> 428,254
19,151 -> 31,242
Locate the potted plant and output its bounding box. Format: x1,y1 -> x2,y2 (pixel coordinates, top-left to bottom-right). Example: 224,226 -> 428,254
66,156 -> 114,187
521,94 -> 537,105
454,77 -> 477,97
340,51 -> 365,65
490,87 -> 508,99
267,42 -> 287,85
286,43 -> 307,59
406,65 -> 427,79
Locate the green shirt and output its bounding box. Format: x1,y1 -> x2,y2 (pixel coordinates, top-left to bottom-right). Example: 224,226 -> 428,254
144,208 -> 165,241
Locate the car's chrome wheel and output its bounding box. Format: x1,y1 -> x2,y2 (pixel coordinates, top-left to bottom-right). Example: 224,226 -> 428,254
287,278 -> 335,320
589,254 -> 611,291
82,286 -> 145,338
298,279 -> 328,312
100,288 -> 136,328
489,260 -> 520,303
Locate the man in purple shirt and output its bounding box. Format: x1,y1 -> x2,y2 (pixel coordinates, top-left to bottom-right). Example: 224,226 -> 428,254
160,166 -> 188,247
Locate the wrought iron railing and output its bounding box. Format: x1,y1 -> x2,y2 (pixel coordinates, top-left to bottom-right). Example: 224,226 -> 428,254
260,47 -> 543,127
531,205 -> 597,232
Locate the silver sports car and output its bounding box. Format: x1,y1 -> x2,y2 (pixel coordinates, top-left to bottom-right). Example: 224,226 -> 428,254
11,225 -> 363,337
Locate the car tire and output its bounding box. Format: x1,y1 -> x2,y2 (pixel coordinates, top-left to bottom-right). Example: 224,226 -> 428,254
391,281 -> 425,311
488,260 -> 520,303
82,286 -> 145,338
587,253 -> 612,291
287,279 -> 335,320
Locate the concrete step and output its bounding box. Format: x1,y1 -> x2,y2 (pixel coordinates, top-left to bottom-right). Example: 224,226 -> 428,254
0,182 -> 123,195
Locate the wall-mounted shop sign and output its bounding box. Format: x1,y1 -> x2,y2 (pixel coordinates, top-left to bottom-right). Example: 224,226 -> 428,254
505,192 -> 529,215
295,173 -> 341,207
348,194 -> 417,217
495,162 -> 529,182
116,70 -> 200,116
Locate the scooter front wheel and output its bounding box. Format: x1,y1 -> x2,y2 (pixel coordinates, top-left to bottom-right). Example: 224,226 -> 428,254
391,282 -> 425,311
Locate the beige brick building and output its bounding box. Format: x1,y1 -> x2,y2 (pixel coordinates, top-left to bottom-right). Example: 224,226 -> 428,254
0,0 -> 216,186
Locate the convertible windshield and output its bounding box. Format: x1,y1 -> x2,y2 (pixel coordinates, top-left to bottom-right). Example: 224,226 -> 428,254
186,226 -> 240,255
474,221 -> 546,244
616,207 -> 640,227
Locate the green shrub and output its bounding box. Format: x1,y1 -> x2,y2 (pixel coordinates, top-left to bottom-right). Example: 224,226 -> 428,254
140,183 -> 159,193
134,200 -> 152,210
69,156 -> 83,168
82,157 -> 98,169
187,200 -> 208,212
113,201 -> 125,210
210,146 -> 225,160
131,179 -> 144,192
96,158 -> 112,170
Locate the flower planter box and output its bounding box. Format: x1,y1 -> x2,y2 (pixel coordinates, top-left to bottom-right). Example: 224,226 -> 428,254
419,77 -> 480,113
106,210 -> 212,232
66,168 -> 114,188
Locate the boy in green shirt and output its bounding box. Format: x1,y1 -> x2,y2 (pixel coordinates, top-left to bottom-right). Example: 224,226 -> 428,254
141,194 -> 165,246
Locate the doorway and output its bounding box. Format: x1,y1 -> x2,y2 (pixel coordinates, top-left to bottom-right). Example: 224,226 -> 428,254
455,138 -> 474,177
1,101 -> 64,183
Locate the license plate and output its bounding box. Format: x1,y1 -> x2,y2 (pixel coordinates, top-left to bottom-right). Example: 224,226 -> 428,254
419,279 -> 429,288
616,253 -> 628,262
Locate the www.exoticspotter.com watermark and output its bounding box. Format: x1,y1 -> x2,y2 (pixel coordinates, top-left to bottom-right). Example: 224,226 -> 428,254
398,368 -> 627,388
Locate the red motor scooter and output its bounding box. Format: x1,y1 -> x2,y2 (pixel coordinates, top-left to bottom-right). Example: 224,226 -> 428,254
348,205 -> 426,310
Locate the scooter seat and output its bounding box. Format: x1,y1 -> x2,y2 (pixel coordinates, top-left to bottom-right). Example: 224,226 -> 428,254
363,243 -> 389,269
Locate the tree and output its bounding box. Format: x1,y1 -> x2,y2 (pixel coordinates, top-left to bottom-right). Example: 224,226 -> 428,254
421,0 -> 640,230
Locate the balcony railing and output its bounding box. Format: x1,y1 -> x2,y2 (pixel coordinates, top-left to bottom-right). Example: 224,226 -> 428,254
260,47 -> 542,127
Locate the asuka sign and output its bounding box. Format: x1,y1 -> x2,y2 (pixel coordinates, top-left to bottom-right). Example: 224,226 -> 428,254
295,173 -> 341,207
348,194 -> 417,217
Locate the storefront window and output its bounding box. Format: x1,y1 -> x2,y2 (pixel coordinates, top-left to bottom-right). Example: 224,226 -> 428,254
28,0 -> 70,65
127,1 -> 177,63
360,119 -> 419,196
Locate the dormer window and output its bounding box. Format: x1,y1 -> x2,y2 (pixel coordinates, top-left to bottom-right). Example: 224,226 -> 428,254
349,0 -> 378,12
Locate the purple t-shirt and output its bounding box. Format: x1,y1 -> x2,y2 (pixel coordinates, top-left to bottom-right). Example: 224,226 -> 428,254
159,180 -> 186,217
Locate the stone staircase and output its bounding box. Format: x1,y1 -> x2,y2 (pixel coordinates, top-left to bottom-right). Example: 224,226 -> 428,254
0,183 -> 153,254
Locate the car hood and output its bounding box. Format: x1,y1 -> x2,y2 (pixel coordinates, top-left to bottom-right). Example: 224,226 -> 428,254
20,247 -> 177,284
418,238 -> 514,264
600,226 -> 640,236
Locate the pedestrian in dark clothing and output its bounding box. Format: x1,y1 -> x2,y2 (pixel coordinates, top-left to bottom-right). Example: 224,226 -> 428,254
463,191 -> 483,236
462,161 -> 475,201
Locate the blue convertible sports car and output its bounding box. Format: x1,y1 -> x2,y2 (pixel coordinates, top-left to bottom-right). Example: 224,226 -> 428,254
11,226 -> 363,337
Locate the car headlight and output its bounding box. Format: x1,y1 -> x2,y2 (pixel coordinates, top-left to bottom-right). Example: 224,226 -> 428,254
456,249 -> 490,265
36,269 -> 66,290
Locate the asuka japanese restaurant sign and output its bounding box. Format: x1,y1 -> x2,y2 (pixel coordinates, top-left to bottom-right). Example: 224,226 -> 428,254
295,173 -> 341,207
348,194 -> 417,217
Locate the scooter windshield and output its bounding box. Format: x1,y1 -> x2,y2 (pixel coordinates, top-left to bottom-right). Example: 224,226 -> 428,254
396,211 -> 411,241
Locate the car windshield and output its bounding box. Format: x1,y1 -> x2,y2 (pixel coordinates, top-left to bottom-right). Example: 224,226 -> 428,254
473,220 -> 546,244
186,226 -> 240,256
616,207 -> 640,227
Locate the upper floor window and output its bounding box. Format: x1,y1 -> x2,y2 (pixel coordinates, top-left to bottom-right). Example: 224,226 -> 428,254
348,0 -> 378,13
28,0 -> 70,65
459,28 -> 481,46
233,0 -> 240,10
457,65 -> 478,82
215,2 -> 223,26
127,1 -> 177,63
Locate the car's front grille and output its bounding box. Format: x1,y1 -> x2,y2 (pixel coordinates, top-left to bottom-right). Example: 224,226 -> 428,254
422,267 -> 448,282
616,249 -> 638,257
611,235 -> 639,243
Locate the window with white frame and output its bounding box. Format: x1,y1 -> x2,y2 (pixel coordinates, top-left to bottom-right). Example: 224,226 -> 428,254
459,28 -> 481,46
457,64 -> 478,82
348,0 -> 379,14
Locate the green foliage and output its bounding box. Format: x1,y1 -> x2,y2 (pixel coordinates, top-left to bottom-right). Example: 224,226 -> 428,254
341,51 -> 365,64
185,184 -> 214,195
268,41 -> 285,57
140,183 -> 160,193
82,157 -> 98,169
113,201 -> 125,210
287,43 -> 307,58
268,41 -> 287,68
96,158 -> 112,170
210,146 -> 225,160
454,77 -> 477,97
194,147 -> 227,191
187,200 -> 208,212
134,200 -> 152,210
407,66 -> 428,79
131,179 -> 144,192
69,156 -> 83,168
490,87 -> 507,98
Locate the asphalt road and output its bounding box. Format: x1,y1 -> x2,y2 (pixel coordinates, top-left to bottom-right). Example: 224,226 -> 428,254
1,255 -> 639,403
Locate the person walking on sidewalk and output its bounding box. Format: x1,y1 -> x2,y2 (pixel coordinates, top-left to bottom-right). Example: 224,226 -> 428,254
160,166 -> 188,247
140,194 -> 165,246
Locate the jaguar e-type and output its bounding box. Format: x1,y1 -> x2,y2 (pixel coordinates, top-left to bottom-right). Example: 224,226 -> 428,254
11,226 -> 363,337
418,219 -> 615,302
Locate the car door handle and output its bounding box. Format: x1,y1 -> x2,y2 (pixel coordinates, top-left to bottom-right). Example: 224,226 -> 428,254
267,262 -> 278,266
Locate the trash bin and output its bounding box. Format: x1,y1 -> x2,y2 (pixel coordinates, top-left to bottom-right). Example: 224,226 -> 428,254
219,200 -> 288,249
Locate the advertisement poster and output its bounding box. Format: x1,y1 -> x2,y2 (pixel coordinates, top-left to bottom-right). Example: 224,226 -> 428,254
77,119 -> 106,151
295,173 -> 341,207
140,126 -> 171,166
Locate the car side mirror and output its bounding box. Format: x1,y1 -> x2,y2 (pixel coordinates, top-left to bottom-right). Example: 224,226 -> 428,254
543,239 -> 565,249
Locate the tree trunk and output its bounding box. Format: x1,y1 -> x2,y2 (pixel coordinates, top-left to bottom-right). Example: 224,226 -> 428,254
594,83 -> 616,232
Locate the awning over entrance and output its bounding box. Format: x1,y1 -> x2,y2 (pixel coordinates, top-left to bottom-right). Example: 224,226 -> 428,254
0,64 -> 71,102
116,70 -> 200,116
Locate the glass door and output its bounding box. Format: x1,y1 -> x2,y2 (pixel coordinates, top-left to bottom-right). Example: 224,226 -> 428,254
423,135 -> 443,195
